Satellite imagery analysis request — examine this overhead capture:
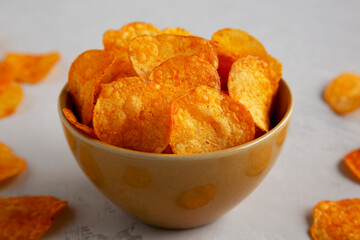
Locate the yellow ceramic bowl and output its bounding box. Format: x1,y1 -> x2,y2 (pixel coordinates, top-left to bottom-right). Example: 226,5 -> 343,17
58,79 -> 293,229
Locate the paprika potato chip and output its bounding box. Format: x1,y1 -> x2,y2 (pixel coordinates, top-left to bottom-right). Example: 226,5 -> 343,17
170,86 -> 255,154
148,55 -> 221,99
93,77 -> 170,153
0,196 -> 67,240
161,27 -> 192,36
129,34 -> 219,79
63,108 -> 96,138
103,22 -> 160,51
310,199 -> 360,240
5,52 -> 60,83
0,141 -> 26,182
0,82 -> 23,118
68,49 -> 123,125
228,56 -> 279,133
324,72 -> 360,114
0,61 -> 15,94
344,149 -> 360,182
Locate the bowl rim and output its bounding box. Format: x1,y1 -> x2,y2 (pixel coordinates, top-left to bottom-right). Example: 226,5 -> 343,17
58,78 -> 294,161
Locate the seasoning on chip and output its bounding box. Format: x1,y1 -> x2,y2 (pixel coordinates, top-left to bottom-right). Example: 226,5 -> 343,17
93,77 -> 170,153
228,56 -> 279,134
310,199 -> 360,240
62,108 -> 96,138
161,27 -> 192,36
148,55 -> 221,99
0,196 -> 67,240
0,61 -> 15,94
129,34 -> 218,79
0,141 -> 26,182
170,86 -> 255,154
0,82 -> 23,118
324,72 -> 360,114
344,149 -> 360,182
5,52 -> 60,84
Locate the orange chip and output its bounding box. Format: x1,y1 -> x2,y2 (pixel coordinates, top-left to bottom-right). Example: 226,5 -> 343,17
108,47 -> 137,78
344,149 -> 360,182
149,55 -> 221,99
324,72 -> 360,114
129,34 -> 218,79
268,54 -> 283,80
0,196 -> 67,239
93,77 -> 170,153
62,108 -> 96,138
170,86 -> 255,154
161,27 -> 192,36
0,61 -> 15,94
68,49 -> 124,125
228,56 -> 279,133
0,82 -> 23,118
5,52 -> 60,83
310,199 -> 360,240
103,22 -> 160,51
0,141 -> 26,182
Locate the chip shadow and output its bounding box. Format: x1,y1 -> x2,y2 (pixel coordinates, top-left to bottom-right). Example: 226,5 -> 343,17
43,205 -> 75,239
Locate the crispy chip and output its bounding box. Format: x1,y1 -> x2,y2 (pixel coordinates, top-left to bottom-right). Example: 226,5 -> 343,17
310,199 -> 360,240
68,49 -> 124,125
170,86 -> 255,154
161,27 -> 192,36
93,77 -> 170,153
5,52 -> 60,83
107,47 -> 137,78
324,72 -> 360,114
268,54 -> 283,80
228,56 -> 279,133
63,108 -> 96,138
0,82 -> 23,118
0,196 -> 67,240
103,22 -> 160,51
344,149 -> 360,182
0,61 -> 15,94
129,34 -> 218,79
149,55 -> 220,99
0,141 -> 26,182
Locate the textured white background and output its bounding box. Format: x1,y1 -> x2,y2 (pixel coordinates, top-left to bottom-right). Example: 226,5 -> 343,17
1,0 -> 360,239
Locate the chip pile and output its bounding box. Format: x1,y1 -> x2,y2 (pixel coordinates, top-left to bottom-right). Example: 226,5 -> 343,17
0,52 -> 60,118
66,21 -> 283,154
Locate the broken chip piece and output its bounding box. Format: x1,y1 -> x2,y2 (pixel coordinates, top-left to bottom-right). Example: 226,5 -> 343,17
324,72 -> 360,114
0,61 -> 15,94
129,34 -> 218,79
310,199 -> 360,240
344,148 -> 360,182
93,77 -> 170,153
0,141 -> 26,182
62,108 -> 96,138
0,196 -> 67,240
228,56 -> 279,133
0,82 -> 23,118
170,86 -> 255,154
5,52 -> 60,84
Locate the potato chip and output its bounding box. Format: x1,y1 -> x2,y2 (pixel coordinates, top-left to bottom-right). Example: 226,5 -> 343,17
108,47 -> 137,78
324,72 -> 360,114
103,22 -> 160,51
62,108 -> 96,138
0,141 -> 26,182
170,86 -> 255,154
0,61 -> 15,94
149,55 -> 220,99
310,199 -> 360,240
268,54 -> 283,80
0,196 -> 67,240
161,27 -> 192,36
228,56 -> 279,133
129,34 -> 218,79
93,77 -> 170,153
0,82 -> 23,118
344,149 -> 360,182
68,49 -> 123,125
5,52 -> 60,83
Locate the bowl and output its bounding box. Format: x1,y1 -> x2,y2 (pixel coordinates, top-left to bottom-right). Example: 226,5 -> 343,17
57,78 -> 293,229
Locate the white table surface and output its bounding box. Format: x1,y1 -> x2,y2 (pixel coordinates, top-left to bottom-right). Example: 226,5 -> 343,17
1,0 -> 360,239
